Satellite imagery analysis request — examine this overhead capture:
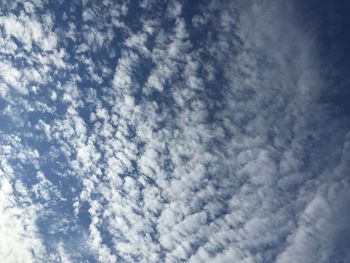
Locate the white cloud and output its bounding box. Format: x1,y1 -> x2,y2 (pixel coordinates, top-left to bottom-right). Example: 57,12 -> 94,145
0,159 -> 46,263
0,0 -> 348,262
0,13 -> 57,51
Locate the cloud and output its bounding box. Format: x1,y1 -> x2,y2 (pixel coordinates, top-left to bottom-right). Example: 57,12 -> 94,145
0,0 -> 349,262
0,13 -> 57,51
0,154 -> 46,263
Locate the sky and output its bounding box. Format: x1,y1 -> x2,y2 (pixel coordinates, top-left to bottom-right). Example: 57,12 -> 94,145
0,0 -> 349,263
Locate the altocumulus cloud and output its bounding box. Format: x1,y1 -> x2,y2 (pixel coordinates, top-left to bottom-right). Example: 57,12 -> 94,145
0,0 -> 349,262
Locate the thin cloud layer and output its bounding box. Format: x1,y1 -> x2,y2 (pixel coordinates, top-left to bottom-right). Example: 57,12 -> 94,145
0,0 -> 349,263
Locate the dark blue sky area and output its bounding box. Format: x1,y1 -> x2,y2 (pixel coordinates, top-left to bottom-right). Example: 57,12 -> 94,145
297,0 -> 350,116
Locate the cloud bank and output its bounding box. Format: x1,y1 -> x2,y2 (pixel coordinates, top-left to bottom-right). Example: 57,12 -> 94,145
0,0 -> 349,262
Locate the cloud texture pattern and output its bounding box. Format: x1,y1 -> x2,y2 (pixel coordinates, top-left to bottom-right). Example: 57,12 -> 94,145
0,0 -> 349,262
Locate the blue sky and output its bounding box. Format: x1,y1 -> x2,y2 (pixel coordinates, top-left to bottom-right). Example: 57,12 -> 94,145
0,0 -> 349,262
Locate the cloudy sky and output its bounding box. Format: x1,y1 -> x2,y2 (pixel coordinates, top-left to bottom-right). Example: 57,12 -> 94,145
0,0 -> 349,262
